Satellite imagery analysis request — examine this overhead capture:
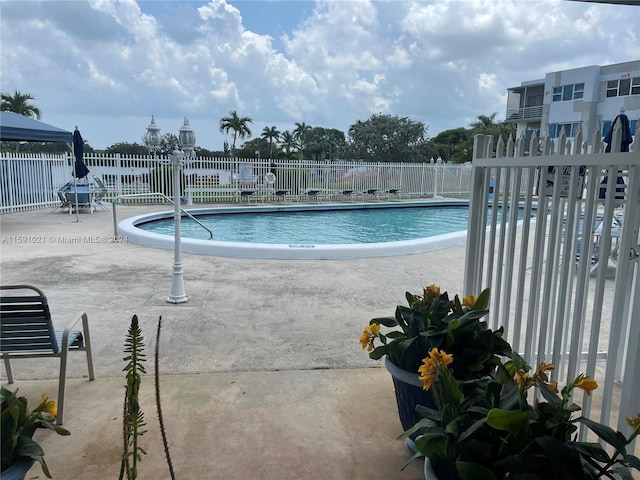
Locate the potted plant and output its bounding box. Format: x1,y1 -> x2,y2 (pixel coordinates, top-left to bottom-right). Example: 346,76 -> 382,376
360,285 -> 512,437
402,349 -> 640,479
1,387 -> 70,479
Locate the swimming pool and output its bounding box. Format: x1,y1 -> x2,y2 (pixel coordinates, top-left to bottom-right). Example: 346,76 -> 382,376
118,200 -> 512,260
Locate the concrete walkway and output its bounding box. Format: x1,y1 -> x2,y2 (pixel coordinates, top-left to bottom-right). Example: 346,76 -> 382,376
0,203 -> 469,479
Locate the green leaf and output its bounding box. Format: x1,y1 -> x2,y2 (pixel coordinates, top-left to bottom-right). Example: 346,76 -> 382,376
15,435 -> 44,459
1,404 -> 19,470
570,441 -> 610,463
385,331 -> 405,339
370,316 -> 398,328
486,408 -> 528,433
472,288 -> 491,310
535,378 -> 562,409
458,418 -> 487,443
398,418 -> 438,439
624,454 -> 640,470
609,467 -> 635,480
456,309 -> 490,328
368,345 -> 389,360
457,461 -> 498,480
414,433 -> 447,458
576,416 -> 628,451
415,404 -> 441,422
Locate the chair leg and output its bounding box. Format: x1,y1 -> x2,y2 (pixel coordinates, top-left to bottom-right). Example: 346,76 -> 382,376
57,349 -> 69,426
82,313 -> 95,380
3,357 -> 14,383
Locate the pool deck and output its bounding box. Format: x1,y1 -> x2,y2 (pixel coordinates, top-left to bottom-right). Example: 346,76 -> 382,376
0,201 -> 471,479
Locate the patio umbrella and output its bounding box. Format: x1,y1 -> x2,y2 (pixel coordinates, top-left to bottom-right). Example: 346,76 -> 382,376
72,127 -> 89,222
73,127 -> 90,179
604,108 -> 633,153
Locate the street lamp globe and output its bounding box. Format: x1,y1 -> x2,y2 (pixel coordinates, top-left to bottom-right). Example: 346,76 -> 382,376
178,117 -> 196,156
177,117 -> 196,206
144,115 -> 161,157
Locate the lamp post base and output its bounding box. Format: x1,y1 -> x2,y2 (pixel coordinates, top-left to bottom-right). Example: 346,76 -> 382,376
167,294 -> 188,304
167,267 -> 188,304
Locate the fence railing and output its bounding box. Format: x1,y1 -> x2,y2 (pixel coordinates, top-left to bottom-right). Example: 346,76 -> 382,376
0,154 -> 472,213
464,121 -> 640,438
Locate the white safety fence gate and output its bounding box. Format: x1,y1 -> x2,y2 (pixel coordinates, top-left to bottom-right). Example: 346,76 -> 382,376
464,124 -> 640,440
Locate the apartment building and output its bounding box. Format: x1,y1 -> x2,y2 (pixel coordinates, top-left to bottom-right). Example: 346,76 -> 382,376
505,60 -> 640,147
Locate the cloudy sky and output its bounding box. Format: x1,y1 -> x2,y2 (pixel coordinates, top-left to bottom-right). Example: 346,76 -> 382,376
1,0 -> 639,150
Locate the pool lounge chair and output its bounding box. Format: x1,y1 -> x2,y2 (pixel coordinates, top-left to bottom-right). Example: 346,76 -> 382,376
92,176 -> 109,210
275,189 -> 292,203
362,188 -> 380,201
301,189 -> 321,202
239,190 -> 256,203
341,190 -> 356,202
0,285 -> 95,425
386,188 -> 402,200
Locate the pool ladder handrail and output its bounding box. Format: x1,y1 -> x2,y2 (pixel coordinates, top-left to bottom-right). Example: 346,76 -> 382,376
112,192 -> 214,240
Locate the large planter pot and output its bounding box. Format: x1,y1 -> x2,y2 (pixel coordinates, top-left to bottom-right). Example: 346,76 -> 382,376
424,457 -> 439,479
385,356 -> 436,432
1,457 -> 36,480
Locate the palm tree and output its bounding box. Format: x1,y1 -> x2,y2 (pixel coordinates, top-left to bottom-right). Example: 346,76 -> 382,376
1,90 -> 42,119
293,122 -> 311,159
261,126 -> 280,158
280,130 -> 296,154
219,110 -> 252,155
469,113 -> 497,130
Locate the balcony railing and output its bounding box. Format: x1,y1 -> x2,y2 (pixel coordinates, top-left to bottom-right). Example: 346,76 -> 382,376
506,105 -> 543,121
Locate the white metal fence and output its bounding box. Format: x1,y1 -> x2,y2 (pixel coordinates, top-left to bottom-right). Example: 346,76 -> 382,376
0,153 -> 472,213
464,122 -> 640,439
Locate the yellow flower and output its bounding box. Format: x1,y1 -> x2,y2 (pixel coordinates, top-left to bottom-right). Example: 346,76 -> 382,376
461,294 -> 477,308
418,349 -> 453,391
425,285 -> 440,297
546,381 -> 559,393
535,362 -> 555,382
418,358 -> 438,391
39,394 -> 58,418
574,375 -> 598,396
626,413 -> 640,430
515,369 -> 534,389
359,324 -> 381,352
428,347 -> 453,367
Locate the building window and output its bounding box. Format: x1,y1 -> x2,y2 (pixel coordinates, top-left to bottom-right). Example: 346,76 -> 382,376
573,83 -> 584,99
552,83 -> 585,102
548,123 -> 580,138
607,77 -> 640,97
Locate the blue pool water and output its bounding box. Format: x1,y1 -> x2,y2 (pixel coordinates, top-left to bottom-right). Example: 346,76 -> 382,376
138,204 -> 507,245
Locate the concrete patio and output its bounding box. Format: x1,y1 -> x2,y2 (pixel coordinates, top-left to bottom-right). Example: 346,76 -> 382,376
0,203 -> 470,479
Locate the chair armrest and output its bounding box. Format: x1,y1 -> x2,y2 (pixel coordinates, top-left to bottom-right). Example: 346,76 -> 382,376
61,311 -> 89,349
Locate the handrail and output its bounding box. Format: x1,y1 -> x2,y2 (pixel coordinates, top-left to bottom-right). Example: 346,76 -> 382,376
112,192 -> 213,240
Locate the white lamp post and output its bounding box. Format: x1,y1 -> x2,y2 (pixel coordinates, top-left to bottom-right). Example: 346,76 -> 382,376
144,115 -> 161,159
178,117 -> 196,206
167,147 -> 188,304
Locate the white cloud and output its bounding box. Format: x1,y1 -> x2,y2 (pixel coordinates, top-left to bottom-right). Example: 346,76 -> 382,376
1,0 -> 638,149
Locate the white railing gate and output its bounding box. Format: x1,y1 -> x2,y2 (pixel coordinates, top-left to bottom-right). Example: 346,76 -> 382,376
464,124 -> 639,439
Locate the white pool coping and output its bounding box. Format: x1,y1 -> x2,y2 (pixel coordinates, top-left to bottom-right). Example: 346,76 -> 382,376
117,200 -> 470,260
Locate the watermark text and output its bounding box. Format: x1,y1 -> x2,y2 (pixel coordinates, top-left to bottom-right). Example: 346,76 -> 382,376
1,235 -> 128,245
